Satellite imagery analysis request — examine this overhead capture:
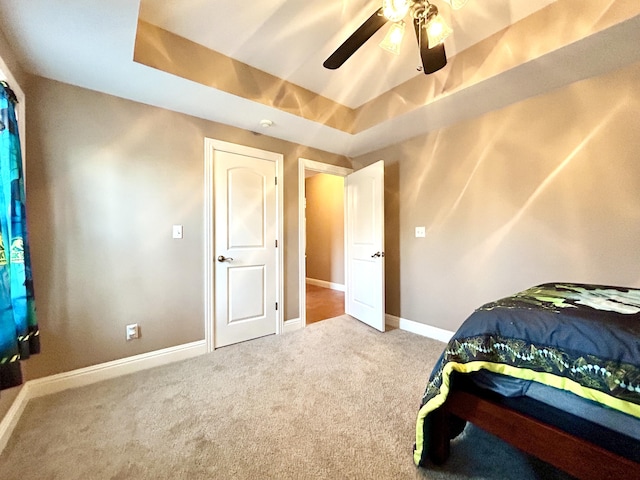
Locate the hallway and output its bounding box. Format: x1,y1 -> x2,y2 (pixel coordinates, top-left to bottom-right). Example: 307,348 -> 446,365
305,284 -> 345,324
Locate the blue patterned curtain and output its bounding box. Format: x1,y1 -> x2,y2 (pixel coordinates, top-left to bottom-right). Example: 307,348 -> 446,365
0,81 -> 38,391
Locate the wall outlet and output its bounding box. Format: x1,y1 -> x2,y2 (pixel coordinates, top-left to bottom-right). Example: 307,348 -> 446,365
126,323 -> 140,341
415,226 -> 426,238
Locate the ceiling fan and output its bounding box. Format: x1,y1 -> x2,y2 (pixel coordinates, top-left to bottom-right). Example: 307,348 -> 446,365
323,0 -> 469,75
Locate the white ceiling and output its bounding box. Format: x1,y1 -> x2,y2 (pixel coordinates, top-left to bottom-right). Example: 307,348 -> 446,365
0,0 -> 639,157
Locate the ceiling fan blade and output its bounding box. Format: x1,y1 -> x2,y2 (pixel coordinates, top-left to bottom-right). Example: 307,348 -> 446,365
413,17 -> 447,74
323,8 -> 389,70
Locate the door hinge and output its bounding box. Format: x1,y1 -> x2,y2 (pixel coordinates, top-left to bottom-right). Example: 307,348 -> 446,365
275,302 -> 278,311
275,239 -> 278,248
275,176 -> 278,185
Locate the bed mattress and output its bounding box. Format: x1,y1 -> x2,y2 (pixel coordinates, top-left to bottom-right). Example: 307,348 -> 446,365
470,370 -> 640,440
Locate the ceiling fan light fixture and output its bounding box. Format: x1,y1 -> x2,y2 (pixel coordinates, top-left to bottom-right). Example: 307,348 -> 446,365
324,0 -> 451,75
379,21 -> 406,55
443,0 -> 470,10
382,0 -> 412,22
426,12 -> 452,48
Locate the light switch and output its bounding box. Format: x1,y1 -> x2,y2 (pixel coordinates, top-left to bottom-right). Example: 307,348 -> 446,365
415,226 -> 426,238
172,225 -> 183,239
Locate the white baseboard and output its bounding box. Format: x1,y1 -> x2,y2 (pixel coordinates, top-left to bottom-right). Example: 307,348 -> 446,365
0,385 -> 29,454
385,314 -> 454,343
305,278 -> 345,292
0,339 -> 206,453
283,317 -> 302,333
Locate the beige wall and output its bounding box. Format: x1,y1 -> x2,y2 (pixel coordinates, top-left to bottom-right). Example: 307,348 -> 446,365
0,384 -> 19,421
0,28 -> 26,87
305,174 -> 344,285
353,60 -> 640,332
21,76 -> 350,381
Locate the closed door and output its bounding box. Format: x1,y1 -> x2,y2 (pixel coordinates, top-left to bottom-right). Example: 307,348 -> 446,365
345,160 -> 385,331
214,150 -> 277,348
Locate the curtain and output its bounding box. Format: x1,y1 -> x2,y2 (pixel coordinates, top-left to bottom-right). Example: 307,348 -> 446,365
0,81 -> 38,391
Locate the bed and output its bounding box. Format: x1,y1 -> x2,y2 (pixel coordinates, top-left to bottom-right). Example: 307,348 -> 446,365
413,283 -> 640,479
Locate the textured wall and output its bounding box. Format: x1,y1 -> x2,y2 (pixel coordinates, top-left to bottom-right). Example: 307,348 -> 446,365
22,77 -> 350,380
305,173 -> 344,285
353,61 -> 640,332
0,27 -> 26,87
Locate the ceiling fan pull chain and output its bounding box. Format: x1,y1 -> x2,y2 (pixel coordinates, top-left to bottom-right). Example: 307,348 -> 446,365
417,17 -> 423,71
414,12 -> 424,71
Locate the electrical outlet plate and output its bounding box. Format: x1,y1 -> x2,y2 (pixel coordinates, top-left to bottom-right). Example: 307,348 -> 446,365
415,226 -> 426,238
126,323 -> 139,340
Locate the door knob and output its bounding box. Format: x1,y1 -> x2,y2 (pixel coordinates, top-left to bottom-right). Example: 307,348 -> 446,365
217,255 -> 234,262
371,251 -> 385,258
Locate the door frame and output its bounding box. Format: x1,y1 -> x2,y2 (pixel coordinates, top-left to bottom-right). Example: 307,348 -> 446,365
204,138 -> 284,352
297,158 -> 353,329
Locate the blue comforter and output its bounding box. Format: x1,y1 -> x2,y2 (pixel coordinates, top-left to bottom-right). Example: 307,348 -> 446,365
414,283 -> 640,466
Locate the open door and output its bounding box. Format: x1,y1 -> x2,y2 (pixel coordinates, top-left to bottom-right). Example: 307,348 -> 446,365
345,160 -> 385,331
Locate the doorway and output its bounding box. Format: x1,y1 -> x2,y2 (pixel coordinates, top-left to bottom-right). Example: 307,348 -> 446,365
305,171 -> 345,324
298,159 -> 352,327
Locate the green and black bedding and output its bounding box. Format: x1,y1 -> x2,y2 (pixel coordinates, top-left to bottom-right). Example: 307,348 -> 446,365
414,282 -> 640,467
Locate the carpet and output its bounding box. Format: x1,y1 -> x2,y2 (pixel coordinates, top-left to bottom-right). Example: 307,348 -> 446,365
0,315 -> 573,479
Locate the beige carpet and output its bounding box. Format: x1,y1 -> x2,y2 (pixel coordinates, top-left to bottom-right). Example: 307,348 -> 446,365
0,316 -> 573,479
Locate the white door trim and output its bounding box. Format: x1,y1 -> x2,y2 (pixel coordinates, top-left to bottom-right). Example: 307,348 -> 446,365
205,138 -> 284,352
297,158 -> 352,329
0,55 -> 26,178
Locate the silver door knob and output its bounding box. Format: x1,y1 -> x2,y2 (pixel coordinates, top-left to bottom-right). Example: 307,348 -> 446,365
217,255 -> 234,262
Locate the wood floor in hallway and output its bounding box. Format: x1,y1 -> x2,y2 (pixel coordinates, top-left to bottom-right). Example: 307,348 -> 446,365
306,283 -> 345,325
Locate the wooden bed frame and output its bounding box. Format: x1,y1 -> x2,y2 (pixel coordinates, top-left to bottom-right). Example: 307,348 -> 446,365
426,376 -> 640,480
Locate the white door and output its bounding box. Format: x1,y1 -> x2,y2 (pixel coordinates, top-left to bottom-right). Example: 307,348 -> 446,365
345,160 -> 385,331
214,150 -> 277,348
